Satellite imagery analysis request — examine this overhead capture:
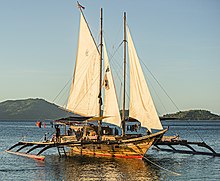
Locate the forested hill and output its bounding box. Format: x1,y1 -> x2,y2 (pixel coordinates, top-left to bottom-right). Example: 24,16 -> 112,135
0,98 -> 72,120
162,110 -> 220,120
1,98 -> 219,121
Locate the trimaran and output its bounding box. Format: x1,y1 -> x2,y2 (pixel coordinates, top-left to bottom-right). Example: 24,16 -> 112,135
7,3 -> 220,161
6,5 -> 167,159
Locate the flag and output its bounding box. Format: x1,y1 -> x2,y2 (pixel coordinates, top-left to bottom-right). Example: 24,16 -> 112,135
103,74 -> 110,90
105,67 -> 110,72
77,2 -> 85,10
103,66 -> 110,89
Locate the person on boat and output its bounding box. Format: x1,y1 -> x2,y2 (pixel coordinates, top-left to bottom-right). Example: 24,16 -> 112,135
80,128 -> 84,137
51,134 -> 56,142
76,128 -> 81,140
50,121 -> 53,128
44,132 -> 49,142
114,127 -> 119,135
147,130 -> 151,135
67,128 -> 72,136
127,125 -> 131,131
55,126 -> 60,142
86,131 -> 90,136
134,124 -> 138,132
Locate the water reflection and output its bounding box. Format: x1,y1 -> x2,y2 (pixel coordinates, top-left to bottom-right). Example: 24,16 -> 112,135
42,155 -> 164,181
34,160 -> 46,180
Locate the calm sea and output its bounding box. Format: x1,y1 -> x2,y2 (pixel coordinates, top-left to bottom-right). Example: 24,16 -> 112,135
0,120 -> 219,180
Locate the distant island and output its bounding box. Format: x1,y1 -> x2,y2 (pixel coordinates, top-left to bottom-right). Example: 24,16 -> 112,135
0,98 -> 72,120
161,110 -> 220,120
0,98 -> 219,121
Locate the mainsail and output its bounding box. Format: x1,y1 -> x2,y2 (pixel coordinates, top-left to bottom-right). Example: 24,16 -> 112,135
127,26 -> 163,132
67,13 -> 100,116
102,41 -> 121,127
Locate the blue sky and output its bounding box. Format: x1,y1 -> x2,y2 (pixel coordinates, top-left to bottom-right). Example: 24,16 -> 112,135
0,0 -> 219,115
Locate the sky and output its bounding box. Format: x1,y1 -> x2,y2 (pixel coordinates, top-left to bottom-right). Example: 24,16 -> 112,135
0,0 -> 220,115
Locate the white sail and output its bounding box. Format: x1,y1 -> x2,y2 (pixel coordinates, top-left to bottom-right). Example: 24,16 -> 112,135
127,27 -> 163,132
67,13 -> 100,116
103,41 -> 121,127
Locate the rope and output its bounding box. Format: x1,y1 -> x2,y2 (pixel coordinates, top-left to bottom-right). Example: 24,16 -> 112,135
143,156 -> 181,176
106,41 -> 130,102
52,40 -> 98,105
140,58 -> 179,111
145,76 -> 168,114
139,58 -> 205,142
52,78 -> 72,102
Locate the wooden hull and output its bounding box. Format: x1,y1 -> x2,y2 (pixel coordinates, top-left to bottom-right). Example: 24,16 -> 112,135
67,129 -> 167,159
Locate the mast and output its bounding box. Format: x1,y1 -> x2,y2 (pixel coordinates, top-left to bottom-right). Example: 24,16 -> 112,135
98,8 -> 103,137
122,12 -> 126,137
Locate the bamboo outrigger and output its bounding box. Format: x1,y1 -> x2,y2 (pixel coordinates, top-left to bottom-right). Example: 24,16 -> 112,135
153,136 -> 220,157
6,141 -> 66,161
6,133 -> 220,162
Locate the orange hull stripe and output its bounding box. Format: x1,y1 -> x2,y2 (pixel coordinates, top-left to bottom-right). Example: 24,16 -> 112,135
70,150 -> 143,159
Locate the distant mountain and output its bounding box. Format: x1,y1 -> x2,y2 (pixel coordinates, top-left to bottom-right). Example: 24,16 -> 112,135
0,98 -> 72,120
162,110 -> 220,120
1,99 -> 219,121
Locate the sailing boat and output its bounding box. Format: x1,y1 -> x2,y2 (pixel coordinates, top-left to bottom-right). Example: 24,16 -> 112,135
55,6 -> 167,158
7,5 -> 220,160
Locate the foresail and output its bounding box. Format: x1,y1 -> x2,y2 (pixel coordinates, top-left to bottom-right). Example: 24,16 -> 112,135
127,26 -> 163,132
67,13 -> 100,116
103,41 -> 121,127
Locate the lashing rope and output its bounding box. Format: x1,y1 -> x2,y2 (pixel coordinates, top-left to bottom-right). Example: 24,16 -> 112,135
143,156 -> 181,176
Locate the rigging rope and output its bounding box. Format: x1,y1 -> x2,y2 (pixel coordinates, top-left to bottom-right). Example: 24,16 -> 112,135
52,78 -> 72,102
140,58 -> 179,112
139,58 -> 205,142
145,76 -> 168,114
59,84 -> 71,107
143,156 -> 181,176
105,40 -> 130,109
52,45 -> 99,114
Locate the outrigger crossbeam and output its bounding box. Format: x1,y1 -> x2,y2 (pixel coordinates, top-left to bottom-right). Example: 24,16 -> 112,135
6,141 -> 75,160
154,137 -> 220,157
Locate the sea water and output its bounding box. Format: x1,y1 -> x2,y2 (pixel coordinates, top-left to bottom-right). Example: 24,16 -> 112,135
0,120 -> 219,180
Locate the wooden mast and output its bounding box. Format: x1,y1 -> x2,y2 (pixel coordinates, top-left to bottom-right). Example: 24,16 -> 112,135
98,8 -> 103,137
122,12 -> 126,137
